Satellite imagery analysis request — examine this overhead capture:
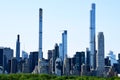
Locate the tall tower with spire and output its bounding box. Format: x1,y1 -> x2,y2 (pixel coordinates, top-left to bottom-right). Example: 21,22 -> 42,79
16,34 -> 20,62
90,3 -> 96,70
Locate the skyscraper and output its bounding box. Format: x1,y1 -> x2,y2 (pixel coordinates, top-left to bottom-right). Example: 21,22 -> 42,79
75,52 -> 85,72
55,58 -> 62,76
22,58 -> 30,73
59,43 -> 63,61
47,50 -> 52,61
51,44 -> 59,74
90,3 -> 96,70
0,48 -> 3,68
11,57 -> 17,73
38,8 -> 43,73
38,8 -> 43,74
86,48 -> 90,71
62,30 -> 67,62
71,52 -> 85,75
22,51 -> 28,60
0,47 -> 13,73
38,8 -> 48,74
105,57 -> 111,66
108,51 -> 117,66
16,34 -> 20,62
97,32 -> 105,76
29,51 -> 38,72
55,43 -> 59,58
39,8 -> 43,60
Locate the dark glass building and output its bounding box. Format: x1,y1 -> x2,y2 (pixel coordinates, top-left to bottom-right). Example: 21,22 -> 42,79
0,47 -> 13,73
54,43 -> 59,58
118,53 -> 120,63
0,48 -> 3,67
7,60 -> 11,73
86,48 -> 90,71
105,57 -> 111,66
74,52 -> 85,75
11,58 -> 18,73
29,51 -> 38,72
16,35 -> 20,62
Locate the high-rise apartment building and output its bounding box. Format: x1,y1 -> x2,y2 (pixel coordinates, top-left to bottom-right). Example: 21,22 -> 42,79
38,8 -> 44,74
62,30 -> 67,62
108,51 -> 117,66
22,59 -> 30,73
59,43 -> 63,61
29,51 -> 38,72
55,43 -> 59,58
0,48 -> 4,68
86,48 -> 90,71
90,3 -> 96,70
22,51 -> 28,60
39,8 -> 43,60
11,57 -> 17,73
47,50 -> 52,61
38,8 -> 49,74
0,47 -> 13,73
97,32 -> 105,76
105,57 -> 111,66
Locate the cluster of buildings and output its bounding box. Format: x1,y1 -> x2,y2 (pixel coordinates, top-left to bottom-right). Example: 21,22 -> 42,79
0,3 -> 120,77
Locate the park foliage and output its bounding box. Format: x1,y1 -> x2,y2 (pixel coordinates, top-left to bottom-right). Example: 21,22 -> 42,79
0,74 -> 120,80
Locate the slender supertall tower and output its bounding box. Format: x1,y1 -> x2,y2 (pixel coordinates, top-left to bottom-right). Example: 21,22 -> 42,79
16,34 -> 20,62
90,3 -> 96,70
38,8 -> 48,74
39,8 -> 43,60
62,30 -> 67,61
97,32 -> 105,76
62,30 -> 68,75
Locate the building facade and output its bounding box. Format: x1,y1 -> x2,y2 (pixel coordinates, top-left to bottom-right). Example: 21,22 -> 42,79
29,51 -> 38,72
97,32 -> 105,76
39,8 -> 43,60
86,48 -> 90,72
11,57 -> 17,73
62,30 -> 67,62
59,43 -> 63,61
16,35 -> 20,62
0,47 -> 13,73
90,3 -> 96,70
22,51 -> 28,60
47,50 -> 52,61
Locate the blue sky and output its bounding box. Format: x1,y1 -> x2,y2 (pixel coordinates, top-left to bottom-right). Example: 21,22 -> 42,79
0,0 -> 120,59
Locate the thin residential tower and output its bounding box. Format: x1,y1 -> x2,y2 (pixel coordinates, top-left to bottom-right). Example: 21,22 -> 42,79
39,8 -> 43,60
90,3 -> 96,70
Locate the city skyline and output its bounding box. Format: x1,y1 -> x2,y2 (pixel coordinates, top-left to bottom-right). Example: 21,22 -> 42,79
0,2 -> 120,76
0,0 -> 120,59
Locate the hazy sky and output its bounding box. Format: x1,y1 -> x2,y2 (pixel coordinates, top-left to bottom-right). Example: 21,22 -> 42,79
0,0 -> 120,59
